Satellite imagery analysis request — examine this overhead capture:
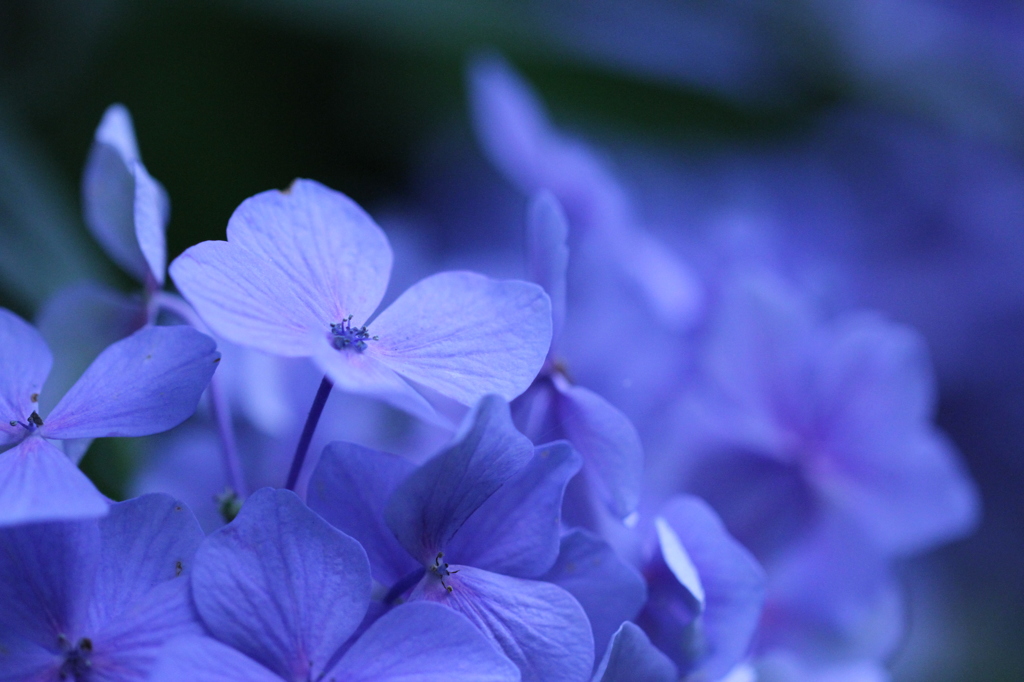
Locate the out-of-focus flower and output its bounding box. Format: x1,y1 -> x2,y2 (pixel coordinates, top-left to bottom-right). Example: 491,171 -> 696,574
592,622 -> 678,682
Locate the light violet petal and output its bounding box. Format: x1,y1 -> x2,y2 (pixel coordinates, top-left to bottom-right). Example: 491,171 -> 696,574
43,325 -> 219,439
311,338 -> 441,425
226,179 -> 392,326
132,161 -> 169,285
446,441 -> 580,578
526,191 -> 569,345
87,494 -> 204,631
592,622 -> 677,682
555,381 -> 644,518
329,602 -> 521,682
542,530 -> 647,658
171,241 -> 323,356
412,566 -> 594,682
615,228 -> 704,331
385,396 -> 534,564
308,441 -> 421,587
0,308 -> 52,449
94,104 -> 140,163
192,488 -> 371,681
369,272 -> 551,405
150,636 -> 284,682
0,437 -> 108,526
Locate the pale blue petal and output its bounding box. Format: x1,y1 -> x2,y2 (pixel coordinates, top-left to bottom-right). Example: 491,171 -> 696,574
150,636 -> 284,682
328,602 -> 521,682
385,396 -> 534,564
307,441 -> 420,587
445,441 -> 580,578
132,161 -> 170,286
43,325 -> 219,439
0,308 -> 52,449
526,191 -> 569,345
226,179 -> 393,327
171,241 -> 324,356
0,437 -> 108,526
368,272 -> 551,405
542,530 -> 646,657
192,488 -> 371,681
592,622 -> 676,682
411,566 -> 593,682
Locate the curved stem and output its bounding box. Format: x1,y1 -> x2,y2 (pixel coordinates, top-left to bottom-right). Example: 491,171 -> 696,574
285,375 -> 334,491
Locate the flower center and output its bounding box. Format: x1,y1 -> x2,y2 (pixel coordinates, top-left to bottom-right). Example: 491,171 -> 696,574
329,316 -> 377,352
8,411 -> 43,433
430,552 -> 459,593
58,636 -> 93,681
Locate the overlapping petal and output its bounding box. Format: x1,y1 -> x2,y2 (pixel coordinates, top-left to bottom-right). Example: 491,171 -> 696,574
526,191 -> 569,345
0,308 -> 52,449
150,635 -> 284,682
592,622 -> 677,682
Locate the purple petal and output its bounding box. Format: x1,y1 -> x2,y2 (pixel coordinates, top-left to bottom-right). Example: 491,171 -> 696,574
35,283 -> 146,417
42,325 -> 219,440
526,191 -> 569,345
0,641 -> 59,682
0,437 -> 109,526
593,622 -> 677,682
368,271 -> 551,405
132,161 -> 170,286
445,441 -> 581,578
328,602 -> 521,682
411,566 -> 593,682
226,179 -> 393,327
86,494 -> 204,631
192,488 -> 371,681
171,240 -> 323,357
0,308 -> 52,449
385,396 -> 534,565
150,636 -> 284,682
555,381 -> 644,518
307,441 -> 420,587
82,105 -> 151,283
541,530 -> 647,658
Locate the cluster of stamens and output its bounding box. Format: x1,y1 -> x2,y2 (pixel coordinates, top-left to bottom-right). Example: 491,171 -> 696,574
9,410 -> 43,433
329,316 -> 377,352
57,635 -> 93,681
431,552 -> 459,593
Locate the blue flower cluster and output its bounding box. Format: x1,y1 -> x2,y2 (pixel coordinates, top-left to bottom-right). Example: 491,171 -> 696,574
0,58 -> 978,682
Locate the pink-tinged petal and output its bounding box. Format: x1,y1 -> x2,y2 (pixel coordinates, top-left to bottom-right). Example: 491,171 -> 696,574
328,602 -> 521,682
593,622 -> 677,682
369,272 -> 551,405
171,241 -> 323,356
311,339 -> 440,425
132,161 -> 170,286
555,380 -> 644,518
412,566 -> 594,682
150,636 -> 284,682
0,308 -> 52,449
192,488 -> 371,681
385,396 -> 534,565
43,325 -> 219,440
526,191 -> 569,346
226,179 -> 393,326
0,437 -> 108,526
445,441 -> 580,578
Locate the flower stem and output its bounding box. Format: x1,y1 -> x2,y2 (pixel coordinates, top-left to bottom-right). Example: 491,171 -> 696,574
285,375 -> 334,491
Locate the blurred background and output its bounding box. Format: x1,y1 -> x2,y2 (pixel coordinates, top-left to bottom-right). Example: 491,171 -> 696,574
1,1 -> 1021,679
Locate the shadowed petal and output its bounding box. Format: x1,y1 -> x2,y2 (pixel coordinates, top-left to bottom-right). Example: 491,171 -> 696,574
226,179 -> 393,326
592,622 -> 677,682
412,566 -> 593,682
308,441 -> 420,586
43,325 -> 219,440
445,441 -> 580,578
0,437 -> 108,526
542,530 -> 647,657
150,636 -> 284,682
526,191 -> 569,345
171,241 -> 323,356
385,396 -> 534,564
192,488 -> 371,681
0,308 -> 52,449
132,161 -> 170,286
369,272 -> 551,405
328,602 -> 521,682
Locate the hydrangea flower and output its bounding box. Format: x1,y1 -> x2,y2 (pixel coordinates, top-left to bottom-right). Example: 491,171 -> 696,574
0,307 -> 219,525
151,487 -> 520,682
0,493 -> 204,681
170,178 -> 552,424
308,396 -> 645,681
